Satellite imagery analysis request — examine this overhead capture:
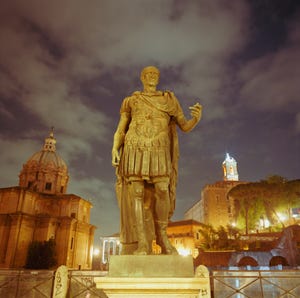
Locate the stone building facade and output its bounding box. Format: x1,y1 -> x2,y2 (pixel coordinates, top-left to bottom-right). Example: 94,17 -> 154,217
185,154 -> 244,229
166,219 -> 205,258
200,180 -> 244,228
0,130 -> 95,269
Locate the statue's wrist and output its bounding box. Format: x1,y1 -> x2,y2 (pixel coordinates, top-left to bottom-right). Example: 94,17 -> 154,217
192,116 -> 198,124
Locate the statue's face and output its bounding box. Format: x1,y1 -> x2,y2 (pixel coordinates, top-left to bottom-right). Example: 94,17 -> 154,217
142,71 -> 159,87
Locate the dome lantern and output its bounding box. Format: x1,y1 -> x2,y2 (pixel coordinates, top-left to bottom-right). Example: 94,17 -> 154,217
43,127 -> 56,152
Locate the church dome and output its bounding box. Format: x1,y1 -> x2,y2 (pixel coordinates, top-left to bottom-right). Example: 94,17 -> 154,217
19,129 -> 69,194
27,148 -> 67,169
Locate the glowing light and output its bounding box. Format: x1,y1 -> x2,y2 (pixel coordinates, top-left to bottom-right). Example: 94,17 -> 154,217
231,222 -> 236,227
264,219 -> 270,228
225,153 -> 232,161
177,248 -> 191,256
277,213 -> 286,222
93,248 -> 100,256
243,244 -> 249,250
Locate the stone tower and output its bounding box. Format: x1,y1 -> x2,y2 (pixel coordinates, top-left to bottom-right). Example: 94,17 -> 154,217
222,153 -> 239,181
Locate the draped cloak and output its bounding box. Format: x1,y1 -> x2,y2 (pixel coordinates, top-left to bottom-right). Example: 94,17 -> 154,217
115,91 -> 182,244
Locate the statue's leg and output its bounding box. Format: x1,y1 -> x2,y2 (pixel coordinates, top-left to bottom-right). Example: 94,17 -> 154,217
154,181 -> 178,255
131,180 -> 150,255
144,184 -> 155,252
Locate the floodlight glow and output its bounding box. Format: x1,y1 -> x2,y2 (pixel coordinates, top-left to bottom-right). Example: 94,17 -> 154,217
93,248 -> 100,256
277,213 -> 286,222
177,248 -> 190,256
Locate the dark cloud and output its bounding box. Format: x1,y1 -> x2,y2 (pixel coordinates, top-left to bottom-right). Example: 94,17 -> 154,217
239,28 -> 300,111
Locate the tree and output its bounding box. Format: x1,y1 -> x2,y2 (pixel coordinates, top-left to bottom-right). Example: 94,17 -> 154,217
198,224 -> 217,250
228,183 -> 262,234
226,224 -> 240,240
216,226 -> 228,249
198,224 -> 241,250
25,239 -> 57,269
281,179 -> 300,224
228,178 -> 300,233
261,175 -> 287,184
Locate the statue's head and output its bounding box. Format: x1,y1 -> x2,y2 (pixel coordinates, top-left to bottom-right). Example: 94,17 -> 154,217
140,66 -> 160,87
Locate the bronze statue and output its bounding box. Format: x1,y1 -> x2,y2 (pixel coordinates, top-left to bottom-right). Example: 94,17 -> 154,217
112,66 -> 202,255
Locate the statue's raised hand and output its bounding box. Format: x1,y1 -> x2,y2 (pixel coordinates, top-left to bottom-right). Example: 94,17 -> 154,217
189,102 -> 202,122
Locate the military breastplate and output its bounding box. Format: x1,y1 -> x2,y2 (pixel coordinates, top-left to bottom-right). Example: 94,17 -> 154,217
126,97 -> 170,146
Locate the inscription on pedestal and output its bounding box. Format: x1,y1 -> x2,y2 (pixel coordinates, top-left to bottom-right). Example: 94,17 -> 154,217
108,255 -> 194,277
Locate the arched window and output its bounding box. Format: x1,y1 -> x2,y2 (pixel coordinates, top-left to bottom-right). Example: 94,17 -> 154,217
238,256 -> 258,267
269,256 -> 289,267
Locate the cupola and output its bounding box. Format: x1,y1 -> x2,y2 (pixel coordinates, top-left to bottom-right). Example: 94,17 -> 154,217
19,128 -> 69,194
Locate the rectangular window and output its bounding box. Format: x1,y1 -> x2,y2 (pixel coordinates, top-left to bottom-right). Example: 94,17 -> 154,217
45,182 -> 52,190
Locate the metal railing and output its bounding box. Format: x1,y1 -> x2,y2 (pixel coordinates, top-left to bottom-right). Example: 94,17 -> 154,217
67,270 -> 108,298
0,268 -> 299,297
212,269 -> 300,297
0,269 -> 54,297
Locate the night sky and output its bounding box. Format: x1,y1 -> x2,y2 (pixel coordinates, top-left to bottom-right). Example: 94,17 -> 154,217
0,1 -> 299,242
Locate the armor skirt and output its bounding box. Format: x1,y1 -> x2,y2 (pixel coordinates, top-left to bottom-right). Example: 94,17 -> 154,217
119,144 -> 172,180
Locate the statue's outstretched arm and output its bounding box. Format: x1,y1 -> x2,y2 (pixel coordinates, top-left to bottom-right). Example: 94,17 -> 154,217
112,113 -> 130,167
176,102 -> 202,132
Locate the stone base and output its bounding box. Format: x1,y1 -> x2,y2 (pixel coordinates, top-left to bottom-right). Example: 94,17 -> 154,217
108,255 -> 195,277
94,255 -> 211,298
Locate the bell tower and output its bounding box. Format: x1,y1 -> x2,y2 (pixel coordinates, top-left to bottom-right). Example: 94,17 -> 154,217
222,153 -> 239,181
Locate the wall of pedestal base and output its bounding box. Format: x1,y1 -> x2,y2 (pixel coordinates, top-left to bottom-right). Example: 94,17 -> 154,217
95,276 -> 210,297
94,255 -> 211,298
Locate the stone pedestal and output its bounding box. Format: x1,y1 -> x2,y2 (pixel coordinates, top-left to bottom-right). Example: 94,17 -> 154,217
52,265 -> 68,298
94,255 -> 210,298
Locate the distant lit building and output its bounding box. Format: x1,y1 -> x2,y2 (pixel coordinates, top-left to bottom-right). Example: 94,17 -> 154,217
0,130 -> 95,269
184,200 -> 203,223
194,225 -> 300,268
185,154 -> 245,229
99,235 -> 121,270
166,219 -> 205,258
292,208 -> 300,220
223,153 -> 239,181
